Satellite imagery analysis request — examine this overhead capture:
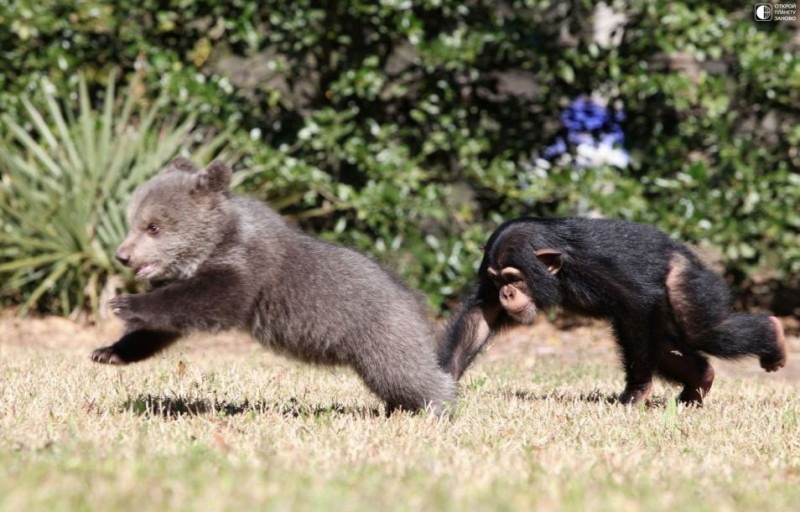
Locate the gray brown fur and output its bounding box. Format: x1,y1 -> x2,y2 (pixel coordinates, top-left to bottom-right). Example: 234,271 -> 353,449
91,159 -> 456,414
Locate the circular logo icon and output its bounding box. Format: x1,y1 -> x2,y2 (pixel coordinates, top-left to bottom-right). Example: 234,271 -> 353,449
755,4 -> 772,21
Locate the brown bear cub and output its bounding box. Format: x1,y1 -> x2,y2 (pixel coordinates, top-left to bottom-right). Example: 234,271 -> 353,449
91,158 -> 456,414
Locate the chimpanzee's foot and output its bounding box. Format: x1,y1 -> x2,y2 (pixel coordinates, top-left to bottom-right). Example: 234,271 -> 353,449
760,316 -> 787,372
619,382 -> 653,405
678,364 -> 715,406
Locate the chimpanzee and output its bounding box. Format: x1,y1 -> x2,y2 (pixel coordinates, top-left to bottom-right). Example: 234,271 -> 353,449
438,217 -> 787,405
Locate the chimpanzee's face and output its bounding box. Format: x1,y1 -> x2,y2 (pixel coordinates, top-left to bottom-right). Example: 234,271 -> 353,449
484,244 -> 563,324
486,266 -> 538,324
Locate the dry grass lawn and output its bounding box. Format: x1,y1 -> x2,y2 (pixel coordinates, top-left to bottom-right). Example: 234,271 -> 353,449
1,314 -> 799,511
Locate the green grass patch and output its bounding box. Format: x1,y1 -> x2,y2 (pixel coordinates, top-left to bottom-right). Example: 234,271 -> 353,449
1,335 -> 798,511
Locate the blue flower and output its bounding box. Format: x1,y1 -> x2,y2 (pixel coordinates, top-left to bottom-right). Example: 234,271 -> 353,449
543,137 -> 567,159
566,131 -> 593,146
562,97 -> 609,132
600,126 -> 624,147
538,96 -> 628,168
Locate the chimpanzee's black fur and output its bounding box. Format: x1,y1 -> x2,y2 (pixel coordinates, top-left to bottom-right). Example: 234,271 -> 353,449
439,217 -> 786,405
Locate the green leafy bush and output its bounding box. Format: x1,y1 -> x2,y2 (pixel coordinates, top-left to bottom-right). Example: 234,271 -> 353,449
0,74 -> 229,316
1,1 -> 798,315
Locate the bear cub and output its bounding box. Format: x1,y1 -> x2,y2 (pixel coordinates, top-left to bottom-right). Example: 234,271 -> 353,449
91,158 -> 456,414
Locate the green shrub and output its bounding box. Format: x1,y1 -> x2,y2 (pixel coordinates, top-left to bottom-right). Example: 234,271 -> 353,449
1,1 -> 798,315
0,74 -> 229,316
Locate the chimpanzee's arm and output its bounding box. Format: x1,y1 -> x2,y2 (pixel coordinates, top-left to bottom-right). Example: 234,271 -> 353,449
439,283 -> 503,380
109,267 -> 252,333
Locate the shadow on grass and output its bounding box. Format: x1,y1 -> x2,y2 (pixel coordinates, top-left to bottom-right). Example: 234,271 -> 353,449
120,395 -> 384,419
508,389 -> 671,408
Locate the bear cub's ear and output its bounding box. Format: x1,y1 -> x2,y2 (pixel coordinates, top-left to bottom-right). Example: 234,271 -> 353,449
166,157 -> 199,174
193,159 -> 232,195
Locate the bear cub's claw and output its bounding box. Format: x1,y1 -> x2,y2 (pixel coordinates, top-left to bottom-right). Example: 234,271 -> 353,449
90,346 -> 126,365
109,294 -> 136,322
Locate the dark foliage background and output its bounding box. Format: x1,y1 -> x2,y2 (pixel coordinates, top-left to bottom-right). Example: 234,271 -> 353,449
1,1 -> 798,317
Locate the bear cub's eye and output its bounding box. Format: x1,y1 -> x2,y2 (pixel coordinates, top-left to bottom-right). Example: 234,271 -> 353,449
146,223 -> 160,235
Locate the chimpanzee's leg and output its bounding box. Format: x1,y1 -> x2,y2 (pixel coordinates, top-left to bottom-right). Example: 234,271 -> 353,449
666,253 -> 786,371
704,313 -> 787,370
654,334 -> 715,405
613,319 -> 654,404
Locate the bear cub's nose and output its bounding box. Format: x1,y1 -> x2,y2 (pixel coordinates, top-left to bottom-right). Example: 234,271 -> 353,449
116,251 -> 131,266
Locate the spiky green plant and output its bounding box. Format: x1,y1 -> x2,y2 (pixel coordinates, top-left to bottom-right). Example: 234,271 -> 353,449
0,74 -> 231,317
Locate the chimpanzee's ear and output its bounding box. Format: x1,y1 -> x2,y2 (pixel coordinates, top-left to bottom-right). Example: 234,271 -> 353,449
165,157 -> 199,174
534,248 -> 563,275
193,159 -> 232,195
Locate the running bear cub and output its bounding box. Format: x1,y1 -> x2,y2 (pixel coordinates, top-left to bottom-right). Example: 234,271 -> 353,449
91,158 -> 456,414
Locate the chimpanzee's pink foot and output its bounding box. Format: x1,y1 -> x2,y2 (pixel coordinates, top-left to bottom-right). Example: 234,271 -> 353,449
678,364 -> 715,406
760,316 -> 787,372
619,382 -> 652,405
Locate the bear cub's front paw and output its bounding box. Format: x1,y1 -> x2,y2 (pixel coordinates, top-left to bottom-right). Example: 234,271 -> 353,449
109,294 -> 138,322
90,345 -> 127,365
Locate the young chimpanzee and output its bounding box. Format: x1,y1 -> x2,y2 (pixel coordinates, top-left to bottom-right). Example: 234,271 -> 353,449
439,217 -> 787,405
